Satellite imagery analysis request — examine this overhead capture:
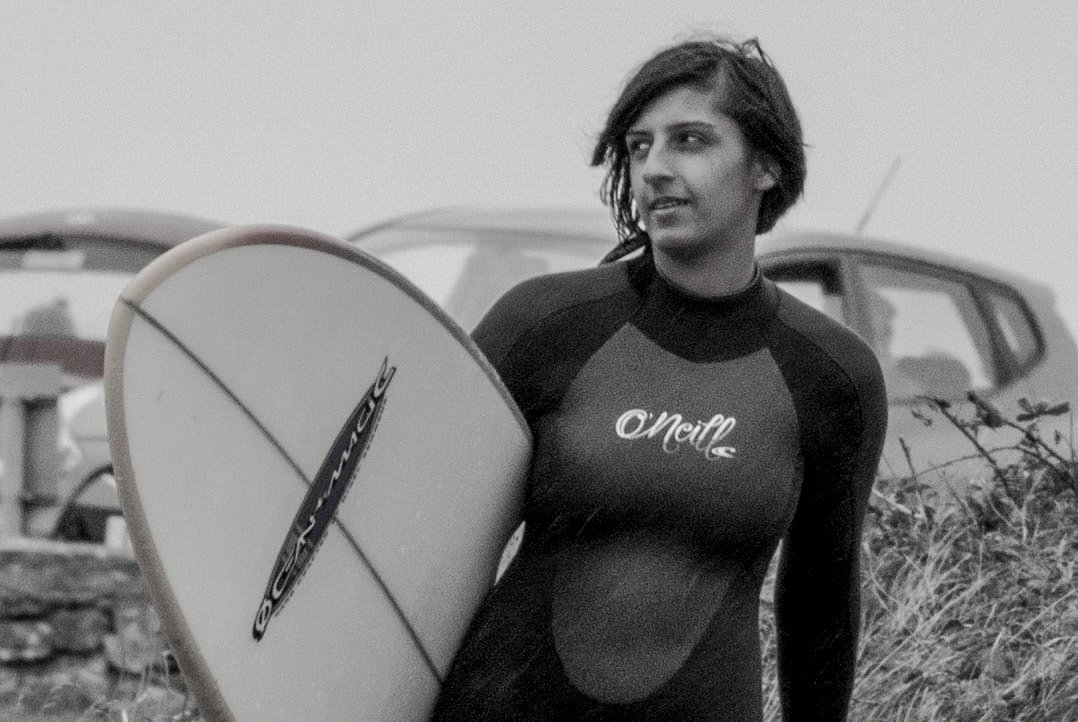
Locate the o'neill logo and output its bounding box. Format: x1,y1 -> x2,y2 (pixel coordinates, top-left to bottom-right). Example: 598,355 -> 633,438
252,357 -> 396,640
615,408 -> 737,461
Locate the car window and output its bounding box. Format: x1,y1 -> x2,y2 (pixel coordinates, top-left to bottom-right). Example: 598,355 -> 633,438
859,262 -> 995,400
356,227 -> 606,329
0,271 -> 132,342
370,242 -> 474,308
0,239 -> 162,382
983,287 -> 1042,370
761,260 -> 845,323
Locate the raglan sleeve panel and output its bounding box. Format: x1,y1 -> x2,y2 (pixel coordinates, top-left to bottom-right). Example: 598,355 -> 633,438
472,274 -> 554,366
769,292 -> 888,721
471,261 -> 642,422
470,273 -> 568,419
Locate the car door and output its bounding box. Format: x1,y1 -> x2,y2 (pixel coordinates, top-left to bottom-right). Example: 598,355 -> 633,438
851,255 -> 1041,482
761,251 -> 1038,488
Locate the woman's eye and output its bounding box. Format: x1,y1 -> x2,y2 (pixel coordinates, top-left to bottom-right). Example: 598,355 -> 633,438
626,138 -> 650,157
677,132 -> 705,147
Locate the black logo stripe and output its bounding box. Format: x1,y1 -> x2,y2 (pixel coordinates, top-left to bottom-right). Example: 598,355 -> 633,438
253,358 -> 394,637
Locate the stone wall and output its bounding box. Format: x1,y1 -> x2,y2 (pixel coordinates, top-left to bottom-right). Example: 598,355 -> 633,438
0,538 -> 200,720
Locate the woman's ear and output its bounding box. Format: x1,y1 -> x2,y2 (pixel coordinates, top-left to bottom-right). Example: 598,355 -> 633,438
754,158 -> 779,192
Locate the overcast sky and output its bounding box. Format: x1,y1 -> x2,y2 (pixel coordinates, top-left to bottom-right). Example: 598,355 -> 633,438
3,2 -> 1076,332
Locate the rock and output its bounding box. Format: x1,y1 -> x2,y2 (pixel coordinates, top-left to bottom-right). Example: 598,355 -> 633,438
0,540 -> 143,617
48,607 -> 110,654
127,685 -> 196,720
0,665 -> 20,698
103,620 -> 169,675
39,656 -> 111,701
2,676 -> 95,717
0,620 -> 53,663
35,681 -> 96,716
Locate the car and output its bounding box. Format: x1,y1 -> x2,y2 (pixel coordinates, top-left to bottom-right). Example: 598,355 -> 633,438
0,208 -> 224,544
349,206 -> 1078,489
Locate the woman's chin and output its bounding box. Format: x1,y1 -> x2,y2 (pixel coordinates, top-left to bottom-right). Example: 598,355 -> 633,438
650,234 -> 710,262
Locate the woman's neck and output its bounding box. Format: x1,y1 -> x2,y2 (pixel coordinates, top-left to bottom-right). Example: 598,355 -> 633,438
651,238 -> 756,298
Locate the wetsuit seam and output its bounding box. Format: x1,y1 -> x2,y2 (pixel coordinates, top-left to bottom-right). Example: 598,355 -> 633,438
771,296 -> 872,485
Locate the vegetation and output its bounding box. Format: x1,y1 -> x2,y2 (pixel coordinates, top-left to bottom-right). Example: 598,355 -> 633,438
762,393 -> 1078,721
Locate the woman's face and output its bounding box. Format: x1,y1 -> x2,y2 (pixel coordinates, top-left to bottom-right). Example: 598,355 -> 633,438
626,84 -> 774,259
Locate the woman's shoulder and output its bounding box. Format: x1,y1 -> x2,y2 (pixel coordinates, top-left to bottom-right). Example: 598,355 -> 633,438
472,260 -> 639,363
483,261 -> 634,329
769,284 -> 886,401
505,260 -> 633,307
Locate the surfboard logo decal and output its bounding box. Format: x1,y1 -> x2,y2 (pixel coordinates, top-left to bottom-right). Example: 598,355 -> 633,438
253,357 -> 396,640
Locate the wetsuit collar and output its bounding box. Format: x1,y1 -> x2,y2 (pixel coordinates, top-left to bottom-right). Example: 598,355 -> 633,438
625,254 -> 778,361
652,264 -> 764,308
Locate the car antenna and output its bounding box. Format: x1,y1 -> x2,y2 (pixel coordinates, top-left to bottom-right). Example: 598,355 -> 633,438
855,156 -> 902,236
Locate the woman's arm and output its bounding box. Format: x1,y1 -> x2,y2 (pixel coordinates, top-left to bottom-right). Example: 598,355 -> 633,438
775,362 -> 887,720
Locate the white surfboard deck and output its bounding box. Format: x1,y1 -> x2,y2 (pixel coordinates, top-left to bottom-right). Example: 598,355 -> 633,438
105,225 -> 531,721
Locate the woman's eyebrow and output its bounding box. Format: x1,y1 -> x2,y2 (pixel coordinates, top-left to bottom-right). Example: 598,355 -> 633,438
626,120 -> 716,136
666,121 -> 716,132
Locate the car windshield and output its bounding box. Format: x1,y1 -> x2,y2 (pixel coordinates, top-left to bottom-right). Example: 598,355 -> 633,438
0,237 -> 163,383
356,227 -> 609,329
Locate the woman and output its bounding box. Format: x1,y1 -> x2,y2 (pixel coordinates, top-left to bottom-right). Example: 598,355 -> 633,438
434,36 -> 887,721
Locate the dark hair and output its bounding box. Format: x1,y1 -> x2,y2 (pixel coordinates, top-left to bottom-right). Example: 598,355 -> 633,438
592,35 -> 805,261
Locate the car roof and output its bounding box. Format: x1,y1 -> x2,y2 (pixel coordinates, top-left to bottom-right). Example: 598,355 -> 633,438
348,206 -> 617,243
350,206 -> 1043,295
757,229 -> 1044,296
0,207 -> 224,248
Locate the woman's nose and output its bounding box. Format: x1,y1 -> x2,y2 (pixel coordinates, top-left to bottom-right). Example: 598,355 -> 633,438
641,143 -> 674,182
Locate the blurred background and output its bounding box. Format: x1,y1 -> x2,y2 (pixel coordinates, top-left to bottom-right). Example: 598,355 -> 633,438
2,1 -> 1076,333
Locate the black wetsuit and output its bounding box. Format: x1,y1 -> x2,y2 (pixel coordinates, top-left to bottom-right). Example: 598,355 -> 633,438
433,253 -> 887,721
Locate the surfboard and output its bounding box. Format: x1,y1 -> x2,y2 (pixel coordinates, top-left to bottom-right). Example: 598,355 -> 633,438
104,225 -> 531,721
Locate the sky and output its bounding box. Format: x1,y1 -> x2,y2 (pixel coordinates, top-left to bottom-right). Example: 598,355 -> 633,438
2,2 -> 1076,331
